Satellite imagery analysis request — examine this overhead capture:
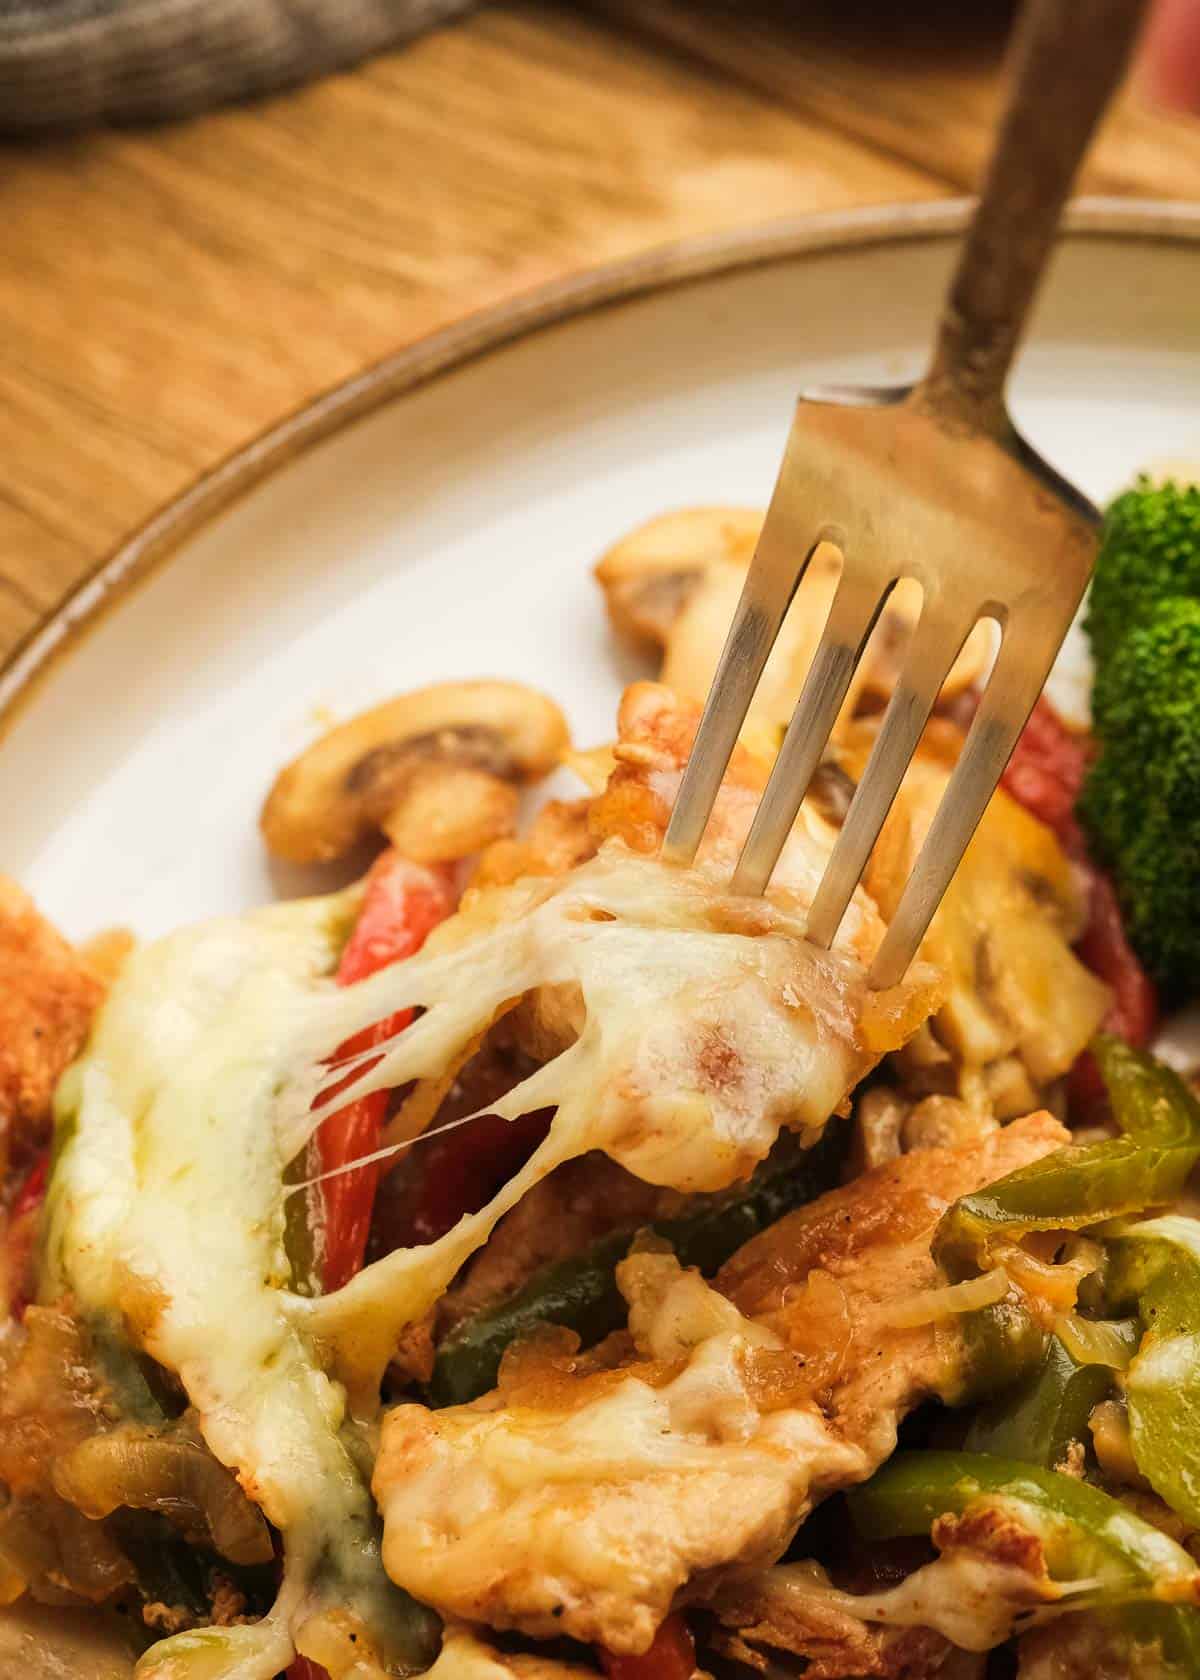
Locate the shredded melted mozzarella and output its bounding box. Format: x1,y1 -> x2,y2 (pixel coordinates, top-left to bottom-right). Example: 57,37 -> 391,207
44,843 -> 937,1676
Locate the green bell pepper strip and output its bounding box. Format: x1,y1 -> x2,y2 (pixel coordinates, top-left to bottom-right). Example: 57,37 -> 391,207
848,1451 -> 1200,1670
964,1326 -> 1135,1468
1107,1214 -> 1200,1530
429,1123 -> 847,1407
950,1294 -> 1052,1410
936,1037 -> 1200,1280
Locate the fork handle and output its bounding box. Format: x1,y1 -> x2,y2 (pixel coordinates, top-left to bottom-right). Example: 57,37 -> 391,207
920,0 -> 1150,435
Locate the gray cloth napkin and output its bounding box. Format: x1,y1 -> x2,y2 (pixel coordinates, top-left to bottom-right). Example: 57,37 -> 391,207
0,0 -> 476,132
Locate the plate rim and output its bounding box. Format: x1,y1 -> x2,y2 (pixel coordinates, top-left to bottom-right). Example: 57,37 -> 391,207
3,193 -> 1198,738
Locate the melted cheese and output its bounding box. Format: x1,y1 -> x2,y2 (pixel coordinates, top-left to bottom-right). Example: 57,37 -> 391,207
374,1253 -> 864,1653
44,844 -> 936,1676
286,848 -> 937,1401
43,896 -> 423,1679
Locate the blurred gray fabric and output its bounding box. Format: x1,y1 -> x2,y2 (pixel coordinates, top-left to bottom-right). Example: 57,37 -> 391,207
0,0 -> 476,132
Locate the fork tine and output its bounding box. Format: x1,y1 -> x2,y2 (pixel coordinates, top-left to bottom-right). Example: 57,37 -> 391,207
868,615 -> 1062,988
804,598 -> 977,951
732,567 -> 892,896
662,514 -> 836,866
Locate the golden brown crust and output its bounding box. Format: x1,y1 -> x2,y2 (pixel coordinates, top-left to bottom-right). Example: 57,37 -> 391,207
717,1111 -> 1068,1318
472,798 -> 598,890
0,876 -> 103,1167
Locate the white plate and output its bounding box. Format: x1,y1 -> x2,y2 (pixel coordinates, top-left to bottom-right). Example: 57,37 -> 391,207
2,200 -> 1198,941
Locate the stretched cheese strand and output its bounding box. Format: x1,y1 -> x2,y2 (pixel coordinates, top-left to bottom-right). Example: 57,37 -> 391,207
43,845 -> 936,1677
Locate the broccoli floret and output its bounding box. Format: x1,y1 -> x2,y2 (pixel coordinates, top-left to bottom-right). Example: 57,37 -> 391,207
1079,596 -> 1200,998
1085,477 -> 1200,666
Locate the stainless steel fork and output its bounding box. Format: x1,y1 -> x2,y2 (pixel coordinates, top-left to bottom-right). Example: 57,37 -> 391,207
662,0 -> 1148,989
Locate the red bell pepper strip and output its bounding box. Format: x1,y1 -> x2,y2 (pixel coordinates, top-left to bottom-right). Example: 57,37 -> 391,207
999,696 -> 1158,1114
289,852 -> 456,1680
11,1150 -> 48,1224
1068,865 -> 1159,1112
599,1614 -> 696,1680
999,695 -> 1090,853
318,849 -> 456,1292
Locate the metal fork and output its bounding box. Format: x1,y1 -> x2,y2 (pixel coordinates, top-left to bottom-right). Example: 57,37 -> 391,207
662,0 -> 1148,989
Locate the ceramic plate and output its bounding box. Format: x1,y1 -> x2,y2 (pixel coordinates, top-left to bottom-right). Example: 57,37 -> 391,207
2,199 -> 1198,942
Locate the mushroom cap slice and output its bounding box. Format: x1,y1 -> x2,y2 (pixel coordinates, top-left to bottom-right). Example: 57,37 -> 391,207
261,680 -> 570,864
596,507 -> 992,727
380,763 -> 519,868
594,507 -> 762,646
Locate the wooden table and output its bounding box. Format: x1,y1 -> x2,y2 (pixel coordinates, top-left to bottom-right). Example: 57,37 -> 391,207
3,0 -> 1199,665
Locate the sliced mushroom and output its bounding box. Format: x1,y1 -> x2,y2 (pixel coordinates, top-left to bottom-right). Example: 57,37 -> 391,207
594,507 -> 762,647
662,542 -> 852,731
595,507 -> 991,731
261,680 -> 570,865
864,577 -> 995,707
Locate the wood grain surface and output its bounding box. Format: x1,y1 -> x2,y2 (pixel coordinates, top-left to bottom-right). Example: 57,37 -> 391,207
1,0 -> 1197,664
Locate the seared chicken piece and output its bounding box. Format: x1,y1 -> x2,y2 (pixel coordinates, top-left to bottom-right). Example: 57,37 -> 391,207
471,799 -> 597,893
707,1501 -> 1060,1677
716,1111 -> 1065,1465
844,720 -> 1110,1110
0,876 -> 103,1164
374,1113 -> 1067,1654
591,681 -> 887,962
707,1567 -> 952,1678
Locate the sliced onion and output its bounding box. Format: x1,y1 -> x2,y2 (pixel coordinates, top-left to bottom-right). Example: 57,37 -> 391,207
1055,1312 -> 1138,1370
54,1430 -> 272,1565
877,1268 -> 1010,1330
0,1493 -> 134,1603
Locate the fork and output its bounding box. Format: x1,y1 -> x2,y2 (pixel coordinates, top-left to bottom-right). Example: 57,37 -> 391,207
662,0 -> 1148,989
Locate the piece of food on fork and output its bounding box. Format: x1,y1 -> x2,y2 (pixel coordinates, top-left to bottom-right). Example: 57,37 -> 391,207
663,0 -> 1147,989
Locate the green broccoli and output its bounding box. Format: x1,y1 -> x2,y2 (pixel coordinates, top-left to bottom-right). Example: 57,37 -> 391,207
1079,595 -> 1200,998
1085,477 -> 1200,665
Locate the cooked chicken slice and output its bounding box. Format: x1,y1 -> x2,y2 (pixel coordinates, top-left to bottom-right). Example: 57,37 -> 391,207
718,1111 -> 1066,1463
843,720 -> 1110,1108
472,799 -> 597,892
0,876 -> 103,1163
591,681 -> 885,962
707,1503 -> 1059,1677
708,1566 -> 952,1677
483,682 -> 904,1072
373,1113 -> 1067,1654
